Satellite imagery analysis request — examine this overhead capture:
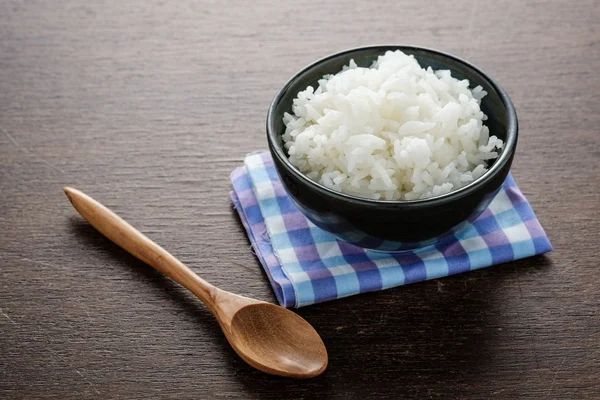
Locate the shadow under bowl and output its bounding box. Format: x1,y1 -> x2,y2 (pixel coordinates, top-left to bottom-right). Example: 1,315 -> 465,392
267,45 -> 518,252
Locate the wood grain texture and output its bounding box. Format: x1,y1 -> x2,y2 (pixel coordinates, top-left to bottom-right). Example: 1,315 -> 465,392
1,0 -> 598,398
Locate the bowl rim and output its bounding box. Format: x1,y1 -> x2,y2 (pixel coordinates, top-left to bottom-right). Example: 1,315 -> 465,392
266,44 -> 518,208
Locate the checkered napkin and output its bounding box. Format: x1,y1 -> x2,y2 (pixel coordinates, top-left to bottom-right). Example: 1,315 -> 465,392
230,152 -> 552,308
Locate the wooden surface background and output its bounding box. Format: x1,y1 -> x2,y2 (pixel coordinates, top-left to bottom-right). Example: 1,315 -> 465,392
1,0 -> 598,398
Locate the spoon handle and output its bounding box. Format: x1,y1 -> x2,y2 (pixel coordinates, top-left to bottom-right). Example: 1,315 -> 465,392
63,187 -> 220,310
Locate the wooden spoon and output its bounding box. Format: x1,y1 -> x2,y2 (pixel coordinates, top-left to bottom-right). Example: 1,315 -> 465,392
63,187 -> 328,378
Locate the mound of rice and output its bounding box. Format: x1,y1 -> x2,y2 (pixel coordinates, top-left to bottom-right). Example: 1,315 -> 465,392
282,50 -> 503,201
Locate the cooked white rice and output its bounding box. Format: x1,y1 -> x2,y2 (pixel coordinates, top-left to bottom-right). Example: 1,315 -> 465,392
282,50 -> 503,201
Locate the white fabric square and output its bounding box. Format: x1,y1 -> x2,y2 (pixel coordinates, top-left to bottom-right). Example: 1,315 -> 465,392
459,235 -> 489,251
315,242 -> 342,259
371,257 -> 401,269
277,248 -> 299,264
264,215 -> 286,235
253,182 -> 276,200
289,271 -> 311,283
488,190 -> 513,215
245,153 -> 265,169
503,223 -> 532,243
327,264 -> 356,277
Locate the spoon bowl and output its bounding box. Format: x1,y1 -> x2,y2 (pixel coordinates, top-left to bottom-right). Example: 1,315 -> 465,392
228,303 -> 327,378
63,187 -> 328,378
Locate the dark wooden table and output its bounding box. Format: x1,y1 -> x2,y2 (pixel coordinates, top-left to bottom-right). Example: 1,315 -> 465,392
1,1 -> 598,398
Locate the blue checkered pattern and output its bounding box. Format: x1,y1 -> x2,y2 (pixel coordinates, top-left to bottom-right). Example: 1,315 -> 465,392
231,152 -> 552,308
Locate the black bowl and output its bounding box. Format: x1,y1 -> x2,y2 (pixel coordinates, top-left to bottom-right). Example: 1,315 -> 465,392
267,45 -> 518,252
